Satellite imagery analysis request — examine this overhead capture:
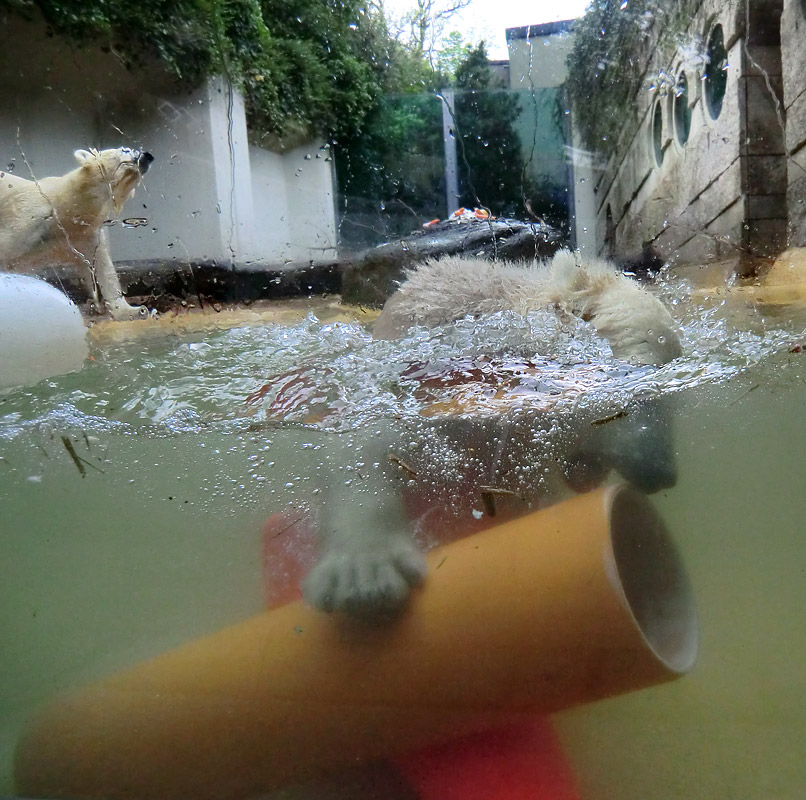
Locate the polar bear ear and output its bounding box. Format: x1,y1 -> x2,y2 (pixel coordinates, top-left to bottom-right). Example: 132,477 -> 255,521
73,149 -> 96,165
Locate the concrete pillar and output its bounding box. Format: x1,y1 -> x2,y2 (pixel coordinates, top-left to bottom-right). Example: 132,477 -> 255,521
738,0 -> 788,273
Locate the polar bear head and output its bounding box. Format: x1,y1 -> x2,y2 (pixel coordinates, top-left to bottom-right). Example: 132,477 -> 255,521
73,147 -> 154,215
541,250 -> 682,366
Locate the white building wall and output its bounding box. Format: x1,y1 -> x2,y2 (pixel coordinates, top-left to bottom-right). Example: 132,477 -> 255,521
282,143 -> 338,262
206,77 -> 256,264
250,145 -> 294,262
506,26 -> 576,90
249,142 -> 337,264
103,82 -> 224,264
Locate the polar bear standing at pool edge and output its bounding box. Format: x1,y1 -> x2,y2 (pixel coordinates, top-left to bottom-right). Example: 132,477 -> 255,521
302,250 -> 683,618
0,147 -> 153,320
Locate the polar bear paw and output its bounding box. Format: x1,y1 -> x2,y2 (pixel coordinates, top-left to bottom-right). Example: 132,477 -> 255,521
108,299 -> 149,321
302,535 -> 427,619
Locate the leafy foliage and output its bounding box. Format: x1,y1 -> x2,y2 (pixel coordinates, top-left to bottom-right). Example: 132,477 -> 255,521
432,30 -> 471,76
334,42 -> 447,246
336,39 -> 570,244
2,0 -> 385,145
336,90 -> 446,245
453,42 -> 526,216
566,0 -> 699,156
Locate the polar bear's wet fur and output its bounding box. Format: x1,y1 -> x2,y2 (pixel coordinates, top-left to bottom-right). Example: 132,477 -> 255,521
301,251 -> 683,619
0,147 -> 153,320
373,250 -> 682,365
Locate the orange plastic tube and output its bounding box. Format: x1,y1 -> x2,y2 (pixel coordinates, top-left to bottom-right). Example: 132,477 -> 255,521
15,485 -> 697,800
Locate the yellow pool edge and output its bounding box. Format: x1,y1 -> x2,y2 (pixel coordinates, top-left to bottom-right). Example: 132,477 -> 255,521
87,297 -> 380,343
689,247 -> 806,307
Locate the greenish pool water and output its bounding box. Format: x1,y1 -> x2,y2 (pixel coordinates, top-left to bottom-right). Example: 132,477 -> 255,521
1,291 -> 805,798
558,368 -> 806,799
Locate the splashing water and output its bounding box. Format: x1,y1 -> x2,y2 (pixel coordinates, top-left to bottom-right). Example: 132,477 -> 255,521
0,286 -> 803,445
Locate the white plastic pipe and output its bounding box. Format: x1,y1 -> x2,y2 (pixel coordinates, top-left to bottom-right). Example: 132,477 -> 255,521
0,273 -> 88,390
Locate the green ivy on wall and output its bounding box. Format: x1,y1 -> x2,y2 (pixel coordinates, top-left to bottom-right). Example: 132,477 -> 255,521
1,0 -> 387,148
566,0 -> 699,157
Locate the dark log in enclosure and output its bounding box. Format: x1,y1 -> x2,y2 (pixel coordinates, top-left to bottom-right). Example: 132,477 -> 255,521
340,218 -> 565,307
41,260 -> 343,315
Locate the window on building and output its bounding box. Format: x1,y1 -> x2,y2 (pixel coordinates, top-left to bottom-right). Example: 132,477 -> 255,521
673,71 -> 691,146
652,100 -> 664,167
705,24 -> 728,120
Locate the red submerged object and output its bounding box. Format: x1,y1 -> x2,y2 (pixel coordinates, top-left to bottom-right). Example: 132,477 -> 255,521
262,511 -> 581,800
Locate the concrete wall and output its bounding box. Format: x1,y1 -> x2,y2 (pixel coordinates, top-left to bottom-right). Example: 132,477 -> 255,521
782,0 -> 806,246
249,142 -> 338,264
0,14 -> 337,271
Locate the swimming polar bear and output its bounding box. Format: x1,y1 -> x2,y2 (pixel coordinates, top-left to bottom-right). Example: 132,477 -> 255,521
301,251 -> 683,618
372,250 -> 681,365
0,147 -> 153,320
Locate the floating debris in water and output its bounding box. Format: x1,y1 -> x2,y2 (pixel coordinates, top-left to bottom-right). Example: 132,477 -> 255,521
388,453 -> 418,478
60,436 -> 104,477
591,409 -> 629,426
479,485 -> 521,517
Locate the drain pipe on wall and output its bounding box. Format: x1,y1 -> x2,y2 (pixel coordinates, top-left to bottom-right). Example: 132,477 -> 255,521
440,89 -> 460,217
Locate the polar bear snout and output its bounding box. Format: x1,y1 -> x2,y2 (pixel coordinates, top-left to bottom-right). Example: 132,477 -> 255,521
595,398 -> 678,494
562,398 -> 678,495
609,442 -> 678,494
136,151 -> 154,174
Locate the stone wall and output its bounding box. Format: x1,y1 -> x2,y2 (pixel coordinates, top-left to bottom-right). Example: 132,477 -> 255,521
580,0 -> 796,277
782,0 -> 806,246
